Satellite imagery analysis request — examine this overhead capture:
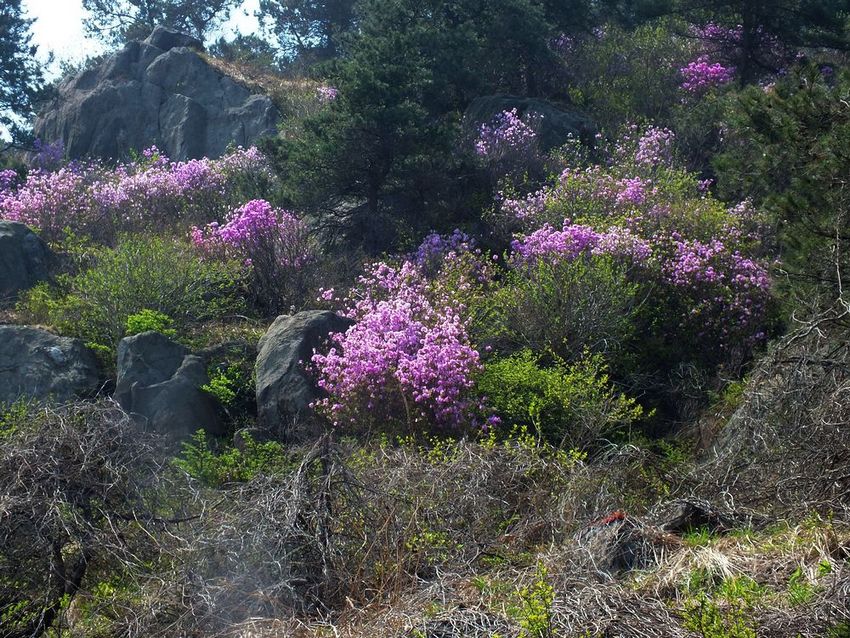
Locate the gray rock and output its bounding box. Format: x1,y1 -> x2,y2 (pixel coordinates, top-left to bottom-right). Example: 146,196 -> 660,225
0,221 -> 52,304
465,95 -> 596,150
573,514 -> 671,577
143,25 -> 203,52
256,311 -> 354,441
115,331 -> 224,439
0,325 -> 103,404
34,27 -> 279,161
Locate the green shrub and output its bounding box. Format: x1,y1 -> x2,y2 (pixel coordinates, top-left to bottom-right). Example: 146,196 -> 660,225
508,561 -> 555,638
18,235 -> 244,351
477,349 -> 644,448
564,20 -> 694,130
683,576 -> 762,638
125,309 -> 177,337
477,254 -> 638,363
173,429 -> 291,488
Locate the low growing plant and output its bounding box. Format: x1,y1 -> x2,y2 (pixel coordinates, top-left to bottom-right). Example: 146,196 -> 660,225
18,235 -> 244,351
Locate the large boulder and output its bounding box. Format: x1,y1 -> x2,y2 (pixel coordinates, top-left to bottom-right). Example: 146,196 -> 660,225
0,325 -> 103,404
256,311 -> 354,441
115,331 -> 224,438
0,221 -> 52,304
465,95 -> 596,150
34,26 -> 280,162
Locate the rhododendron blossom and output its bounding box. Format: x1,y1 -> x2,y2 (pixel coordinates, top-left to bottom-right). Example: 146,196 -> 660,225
192,199 -> 314,268
474,108 -> 540,161
680,56 -> 735,93
312,259 -> 482,429
317,86 -> 339,102
511,222 -> 651,266
0,146 -> 272,241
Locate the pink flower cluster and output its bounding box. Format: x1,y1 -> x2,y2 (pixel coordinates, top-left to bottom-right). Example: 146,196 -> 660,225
316,86 -> 339,103
0,169 -> 19,193
690,22 -> 744,47
412,229 -> 474,273
312,260 -> 482,429
191,199 -> 313,268
634,127 -> 675,167
680,56 -> 735,94
616,177 -> 648,206
510,221 -> 651,266
664,238 -> 771,346
0,147 -> 272,241
474,108 -> 539,161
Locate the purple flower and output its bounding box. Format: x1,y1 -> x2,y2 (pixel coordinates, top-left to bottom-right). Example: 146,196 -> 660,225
680,56 -> 735,94
312,259 -> 484,430
317,86 -> 339,103
475,108 -> 540,161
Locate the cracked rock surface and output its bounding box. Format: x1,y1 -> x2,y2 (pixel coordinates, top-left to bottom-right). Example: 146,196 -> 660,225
34,26 -> 280,161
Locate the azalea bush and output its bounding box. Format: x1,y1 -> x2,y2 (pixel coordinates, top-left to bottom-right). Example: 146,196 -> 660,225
191,199 -> 318,314
498,124 -> 773,370
312,236 -> 495,432
0,146 -> 273,243
473,108 -> 543,181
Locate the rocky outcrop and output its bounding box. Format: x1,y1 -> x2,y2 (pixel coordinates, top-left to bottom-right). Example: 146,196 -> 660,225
0,326 -> 103,404
465,95 -> 596,150
34,26 -> 280,162
0,221 -> 52,304
115,331 -> 224,438
255,311 -> 353,441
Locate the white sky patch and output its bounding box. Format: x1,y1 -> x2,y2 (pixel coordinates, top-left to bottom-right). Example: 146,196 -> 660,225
21,0 -> 262,78
22,0 -> 107,76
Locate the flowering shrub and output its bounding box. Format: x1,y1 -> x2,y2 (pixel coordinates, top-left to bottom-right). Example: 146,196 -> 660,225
191,199 -> 317,313
313,234 -> 493,431
473,108 -> 543,180
316,86 -> 339,103
510,222 -> 651,266
634,126 -> 675,167
497,124 -> 772,368
32,139 -> 64,171
0,169 -> 17,193
663,238 -> 770,348
0,146 -> 273,242
313,261 -> 482,430
410,229 -> 475,276
680,55 -> 736,94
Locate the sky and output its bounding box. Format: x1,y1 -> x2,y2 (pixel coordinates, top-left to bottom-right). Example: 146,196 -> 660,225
21,0 -> 262,78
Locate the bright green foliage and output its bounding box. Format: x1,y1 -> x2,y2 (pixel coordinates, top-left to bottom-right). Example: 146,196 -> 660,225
508,561 -> 555,638
173,429 -> 290,488
0,400 -> 30,439
201,365 -> 241,407
125,309 -> 177,337
478,349 -> 644,448
683,576 -> 762,638
18,235 -> 244,351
